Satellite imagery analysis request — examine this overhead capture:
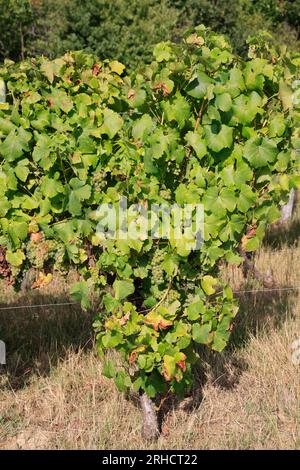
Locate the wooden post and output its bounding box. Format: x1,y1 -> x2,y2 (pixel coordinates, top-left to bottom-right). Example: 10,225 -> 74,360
279,189 -> 295,225
0,79 -> 6,103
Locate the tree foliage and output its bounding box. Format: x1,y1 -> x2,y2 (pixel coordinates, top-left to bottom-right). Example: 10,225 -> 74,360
1,0 -> 300,67
0,26 -> 299,397
0,0 -> 34,61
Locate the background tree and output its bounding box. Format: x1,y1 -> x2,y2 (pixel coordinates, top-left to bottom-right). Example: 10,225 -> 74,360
30,0 -> 179,69
0,0 -> 300,66
0,0 -> 34,62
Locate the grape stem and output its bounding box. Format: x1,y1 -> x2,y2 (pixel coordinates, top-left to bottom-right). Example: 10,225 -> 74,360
149,277 -> 173,314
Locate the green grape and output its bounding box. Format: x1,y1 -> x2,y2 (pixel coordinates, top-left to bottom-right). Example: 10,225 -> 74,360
160,189 -> 171,200
50,241 -> 67,274
26,237 -> 48,269
168,289 -> 180,302
92,171 -> 107,192
150,248 -> 167,286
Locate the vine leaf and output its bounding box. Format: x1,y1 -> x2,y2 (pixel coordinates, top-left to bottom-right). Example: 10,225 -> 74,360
113,280 -> 135,300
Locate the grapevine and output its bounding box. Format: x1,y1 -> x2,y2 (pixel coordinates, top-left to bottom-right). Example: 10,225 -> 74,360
0,26 -> 299,437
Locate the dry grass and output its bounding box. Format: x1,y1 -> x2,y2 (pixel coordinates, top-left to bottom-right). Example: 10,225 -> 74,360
0,204 -> 300,449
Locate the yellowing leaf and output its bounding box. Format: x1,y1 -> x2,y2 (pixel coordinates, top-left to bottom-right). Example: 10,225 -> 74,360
201,275 -> 218,295
110,60 -> 125,75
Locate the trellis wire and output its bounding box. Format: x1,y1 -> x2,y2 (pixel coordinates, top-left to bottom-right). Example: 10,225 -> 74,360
0,286 -> 299,312
0,301 -> 79,311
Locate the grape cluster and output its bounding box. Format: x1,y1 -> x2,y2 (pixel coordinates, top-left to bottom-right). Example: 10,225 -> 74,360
167,289 -> 180,302
89,266 -> 101,283
159,188 -> 172,200
26,236 -> 48,269
50,242 -> 66,273
150,249 -> 165,286
166,160 -> 181,177
26,237 -> 66,272
92,170 -> 107,192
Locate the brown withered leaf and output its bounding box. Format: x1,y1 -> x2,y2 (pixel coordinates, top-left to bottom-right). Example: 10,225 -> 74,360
92,63 -> 101,76
32,272 -> 53,289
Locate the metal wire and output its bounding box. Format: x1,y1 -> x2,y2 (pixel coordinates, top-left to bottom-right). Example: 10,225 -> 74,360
0,285 -> 299,313
232,286 -> 300,294
0,302 -> 79,312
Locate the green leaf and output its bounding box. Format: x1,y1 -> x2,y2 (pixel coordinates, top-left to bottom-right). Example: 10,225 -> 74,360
6,249 -> 25,267
78,135 -> 96,154
162,355 -> 176,379
279,80 -> 293,111
221,165 -> 235,186
290,175 -> 300,189
113,280 -> 135,300
234,160 -> 253,187
127,88 -> 146,108
9,221 -> 28,244
185,131 -> 207,159
0,197 -> 10,216
237,184 -> 256,212
229,68 -> 245,91
187,300 -> 204,320
232,92 -> 262,125
41,177 -> 64,198
101,108 -> 123,138
219,188 -> 236,212
132,114 -> 153,141
186,72 -> 213,99
175,183 -> 199,205
202,186 -> 219,211
243,236 -> 260,252
33,134 -> 52,162
162,254 -> 178,276
102,360 -> 116,379
0,117 -> 16,134
212,330 -> 229,352
102,330 -> 123,348
15,159 -> 30,182
52,222 -> 74,244
153,42 -> 173,62
162,92 -> 190,128
244,137 -> 278,168
41,58 -> 64,83
31,110 -> 50,131
275,151 -> 290,172
215,92 -> 232,112
68,192 -> 82,216
269,115 -> 285,137
70,281 -> 90,309
204,124 -> 233,152
115,370 -> 131,392
49,88 -> 73,113
68,179 -> 91,216
0,129 -> 30,161
192,323 -> 211,344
